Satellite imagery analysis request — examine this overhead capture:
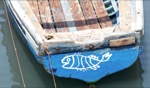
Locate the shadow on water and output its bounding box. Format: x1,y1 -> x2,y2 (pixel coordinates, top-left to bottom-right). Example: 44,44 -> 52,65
96,58 -> 144,88
1,1 -> 146,88
139,1 -> 150,87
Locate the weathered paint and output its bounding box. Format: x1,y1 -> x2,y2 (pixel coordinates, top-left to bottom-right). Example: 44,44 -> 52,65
110,37 -> 135,47
5,0 -> 144,83
7,7 -> 142,82
79,0 -> 100,29
50,0 -> 69,32
5,1 -> 41,62
91,0 -> 112,28
69,0 -> 89,30
41,45 -> 140,82
7,0 -> 144,56
60,0 -> 77,32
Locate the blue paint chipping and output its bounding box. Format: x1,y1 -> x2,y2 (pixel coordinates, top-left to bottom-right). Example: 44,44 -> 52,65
41,46 -> 140,82
6,6 -> 141,82
5,0 -> 142,83
104,0 -> 119,25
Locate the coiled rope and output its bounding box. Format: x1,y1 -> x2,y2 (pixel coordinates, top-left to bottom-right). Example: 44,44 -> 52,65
3,0 -> 26,88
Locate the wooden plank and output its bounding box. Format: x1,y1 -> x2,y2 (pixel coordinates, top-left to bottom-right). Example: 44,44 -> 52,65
118,0 -> 132,31
28,0 -> 41,23
91,0 -> 112,28
110,37 -> 135,47
60,0 -> 77,32
69,0 -> 89,31
79,0 -> 100,29
16,0 -> 45,36
37,0 -> 56,33
49,0 -> 69,32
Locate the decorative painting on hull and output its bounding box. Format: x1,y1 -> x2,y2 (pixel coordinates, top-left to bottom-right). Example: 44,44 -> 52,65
61,52 -> 112,71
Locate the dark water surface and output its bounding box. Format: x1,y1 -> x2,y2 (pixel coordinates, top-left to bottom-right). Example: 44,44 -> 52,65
0,1 -> 150,88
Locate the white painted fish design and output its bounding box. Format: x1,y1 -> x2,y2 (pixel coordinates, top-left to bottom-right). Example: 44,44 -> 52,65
61,52 -> 112,71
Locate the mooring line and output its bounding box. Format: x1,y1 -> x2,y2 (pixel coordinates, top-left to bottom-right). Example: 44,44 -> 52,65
3,1 -> 26,88
45,50 -> 57,88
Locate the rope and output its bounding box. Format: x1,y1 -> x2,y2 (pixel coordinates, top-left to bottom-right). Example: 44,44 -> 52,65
3,1 -> 26,88
45,50 -> 57,88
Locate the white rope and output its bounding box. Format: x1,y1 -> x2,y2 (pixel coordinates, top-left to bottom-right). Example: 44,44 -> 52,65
3,1 -> 26,88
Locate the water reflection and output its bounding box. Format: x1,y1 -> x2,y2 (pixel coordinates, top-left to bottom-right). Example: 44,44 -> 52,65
2,13 -> 25,87
139,1 -> 150,88
3,14 -> 86,87
3,15 -> 144,88
0,0 -> 148,88
96,58 -> 143,88
0,1 -> 17,87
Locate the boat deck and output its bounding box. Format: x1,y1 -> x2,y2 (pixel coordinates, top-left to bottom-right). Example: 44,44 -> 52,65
28,0 -> 118,33
7,0 -> 143,55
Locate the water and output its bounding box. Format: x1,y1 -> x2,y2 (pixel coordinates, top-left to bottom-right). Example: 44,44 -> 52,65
0,1 -> 150,88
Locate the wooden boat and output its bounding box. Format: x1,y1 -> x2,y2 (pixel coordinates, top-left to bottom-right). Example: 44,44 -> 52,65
4,0 -> 144,83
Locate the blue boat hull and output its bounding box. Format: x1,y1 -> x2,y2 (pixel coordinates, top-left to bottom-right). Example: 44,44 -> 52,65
5,1 -> 142,83
42,46 -> 141,82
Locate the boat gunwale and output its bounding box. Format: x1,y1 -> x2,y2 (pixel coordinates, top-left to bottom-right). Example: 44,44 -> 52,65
5,0 -> 41,55
5,0 -> 144,56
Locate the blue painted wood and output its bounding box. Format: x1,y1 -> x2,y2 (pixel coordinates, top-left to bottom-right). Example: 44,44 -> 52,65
104,0 -> 119,25
5,1 -> 142,83
41,46 -> 140,82
111,0 -> 119,24
5,1 -> 41,62
104,0 -> 111,5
